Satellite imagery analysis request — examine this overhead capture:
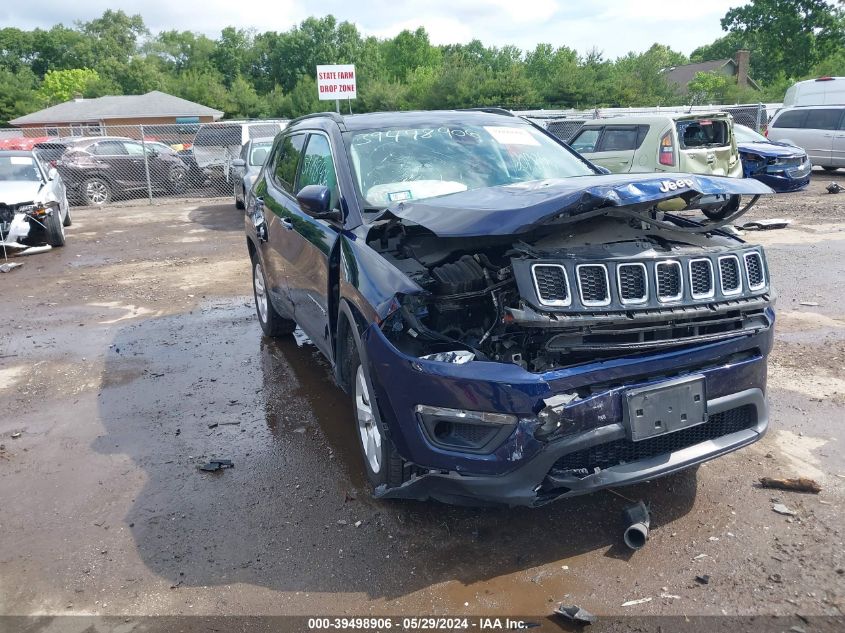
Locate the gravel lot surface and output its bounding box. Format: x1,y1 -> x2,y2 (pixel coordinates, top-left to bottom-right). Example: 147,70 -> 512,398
1,169 -> 843,630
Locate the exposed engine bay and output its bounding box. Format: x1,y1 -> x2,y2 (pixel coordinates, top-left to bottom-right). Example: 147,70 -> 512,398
372,210 -> 773,372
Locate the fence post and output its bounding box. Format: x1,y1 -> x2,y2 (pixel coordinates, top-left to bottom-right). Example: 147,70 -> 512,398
139,125 -> 154,205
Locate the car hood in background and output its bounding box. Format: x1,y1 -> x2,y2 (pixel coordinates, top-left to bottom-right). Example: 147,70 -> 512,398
737,141 -> 807,159
376,173 -> 774,238
0,180 -> 43,206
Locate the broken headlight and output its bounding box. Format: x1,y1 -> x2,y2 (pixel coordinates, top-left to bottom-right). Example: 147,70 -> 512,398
415,404 -> 516,454
17,204 -> 49,218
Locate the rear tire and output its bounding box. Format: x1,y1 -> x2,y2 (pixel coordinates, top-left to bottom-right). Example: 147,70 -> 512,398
251,254 -> 296,337
45,207 -> 65,247
345,337 -> 405,489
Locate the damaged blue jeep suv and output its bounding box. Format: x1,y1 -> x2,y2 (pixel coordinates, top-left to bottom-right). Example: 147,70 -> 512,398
245,109 -> 775,507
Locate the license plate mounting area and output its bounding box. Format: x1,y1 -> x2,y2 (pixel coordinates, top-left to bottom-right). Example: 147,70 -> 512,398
624,375 -> 707,442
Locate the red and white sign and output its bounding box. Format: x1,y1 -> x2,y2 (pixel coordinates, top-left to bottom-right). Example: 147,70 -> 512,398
316,64 -> 357,100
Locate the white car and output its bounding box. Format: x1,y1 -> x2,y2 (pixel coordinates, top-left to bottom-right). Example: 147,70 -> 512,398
0,150 -> 71,250
767,105 -> 845,172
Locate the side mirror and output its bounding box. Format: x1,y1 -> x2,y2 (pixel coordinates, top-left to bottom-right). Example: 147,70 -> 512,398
296,185 -> 342,222
232,158 -> 246,168
48,167 -> 58,181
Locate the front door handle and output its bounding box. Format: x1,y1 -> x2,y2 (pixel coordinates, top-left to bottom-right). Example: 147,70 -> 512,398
281,218 -> 294,230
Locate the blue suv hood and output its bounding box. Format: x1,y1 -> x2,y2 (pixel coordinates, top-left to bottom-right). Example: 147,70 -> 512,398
378,173 -> 774,238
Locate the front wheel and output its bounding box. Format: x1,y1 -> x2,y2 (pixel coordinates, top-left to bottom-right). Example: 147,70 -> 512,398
251,255 -> 296,337
45,207 -> 65,247
347,340 -> 405,489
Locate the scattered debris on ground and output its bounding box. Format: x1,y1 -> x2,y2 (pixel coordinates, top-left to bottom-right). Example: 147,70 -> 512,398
0,262 -> 22,273
198,459 -> 234,472
759,477 -> 821,494
621,597 -> 652,607
695,575 -> 711,585
738,219 -> 790,230
772,503 -> 797,516
827,182 -> 842,194
554,604 -> 596,625
799,301 -> 820,307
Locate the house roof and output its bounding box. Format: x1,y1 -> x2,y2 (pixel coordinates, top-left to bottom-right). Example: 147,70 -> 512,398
10,91 -> 224,126
663,59 -> 735,89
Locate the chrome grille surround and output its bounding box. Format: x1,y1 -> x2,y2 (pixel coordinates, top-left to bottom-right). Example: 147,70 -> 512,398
655,260 -> 683,302
718,255 -> 742,296
616,262 -> 648,305
531,263 -> 571,307
688,258 -> 715,300
576,264 -> 611,307
743,251 -> 766,291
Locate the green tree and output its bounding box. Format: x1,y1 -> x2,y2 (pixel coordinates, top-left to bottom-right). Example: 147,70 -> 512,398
38,68 -> 102,104
720,0 -> 845,82
0,67 -> 42,125
382,28 -> 441,80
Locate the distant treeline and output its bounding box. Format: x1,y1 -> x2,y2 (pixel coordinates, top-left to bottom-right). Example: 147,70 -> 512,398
1,0 -> 842,125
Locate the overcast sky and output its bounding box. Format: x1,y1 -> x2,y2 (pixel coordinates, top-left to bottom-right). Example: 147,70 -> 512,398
1,0 -> 741,59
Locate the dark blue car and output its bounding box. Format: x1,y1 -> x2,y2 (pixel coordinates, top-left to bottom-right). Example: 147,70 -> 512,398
734,124 -> 811,192
245,109 -> 775,507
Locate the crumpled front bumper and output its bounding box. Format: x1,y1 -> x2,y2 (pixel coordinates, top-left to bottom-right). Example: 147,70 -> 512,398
0,213 -> 31,247
363,312 -> 773,507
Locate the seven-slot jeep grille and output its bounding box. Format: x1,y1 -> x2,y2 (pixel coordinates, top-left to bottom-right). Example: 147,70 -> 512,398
527,250 -> 766,310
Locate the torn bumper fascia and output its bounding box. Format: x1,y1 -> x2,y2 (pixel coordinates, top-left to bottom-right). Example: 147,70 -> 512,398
0,213 -> 32,248
376,388 -> 768,507
364,310 -> 774,507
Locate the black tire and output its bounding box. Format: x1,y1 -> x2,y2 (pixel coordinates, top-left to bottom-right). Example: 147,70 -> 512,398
822,166 -> 839,173
45,207 -> 65,247
235,183 -> 245,210
702,193 -> 741,221
62,204 -> 72,227
81,177 -> 112,207
345,336 -> 405,489
251,254 -> 296,337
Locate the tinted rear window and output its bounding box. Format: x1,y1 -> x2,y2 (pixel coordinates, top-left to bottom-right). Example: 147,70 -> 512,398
33,143 -> 70,162
772,110 -> 808,129
676,119 -> 729,149
805,109 -> 842,130
194,125 -> 242,146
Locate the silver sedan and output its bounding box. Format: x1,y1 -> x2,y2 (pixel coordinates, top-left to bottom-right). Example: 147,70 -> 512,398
0,150 -> 71,251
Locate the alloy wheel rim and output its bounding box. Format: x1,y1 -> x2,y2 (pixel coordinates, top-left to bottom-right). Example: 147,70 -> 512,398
254,262 -> 268,323
355,365 -> 382,474
86,181 -> 107,205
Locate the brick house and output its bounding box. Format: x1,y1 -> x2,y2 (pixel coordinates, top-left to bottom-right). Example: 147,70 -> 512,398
9,91 -> 223,138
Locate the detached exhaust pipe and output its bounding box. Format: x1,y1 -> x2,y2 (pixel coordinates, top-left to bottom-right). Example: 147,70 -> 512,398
622,500 -> 650,550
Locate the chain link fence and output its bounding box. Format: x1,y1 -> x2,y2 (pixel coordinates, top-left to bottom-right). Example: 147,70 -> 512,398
0,122 -> 285,208
519,103 -> 776,143
0,103 -> 781,208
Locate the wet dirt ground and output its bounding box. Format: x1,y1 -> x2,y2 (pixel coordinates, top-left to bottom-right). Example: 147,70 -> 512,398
1,170 -> 844,626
